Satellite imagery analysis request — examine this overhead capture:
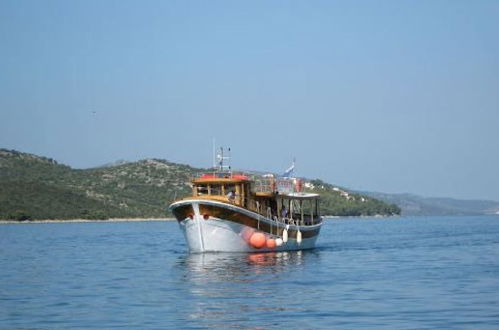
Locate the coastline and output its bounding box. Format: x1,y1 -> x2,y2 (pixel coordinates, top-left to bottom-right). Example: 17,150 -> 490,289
0,218 -> 176,224
0,215 -> 400,224
322,215 -> 400,219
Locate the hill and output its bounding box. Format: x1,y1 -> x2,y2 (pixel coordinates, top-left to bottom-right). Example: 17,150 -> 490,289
360,191 -> 499,216
0,149 -> 400,220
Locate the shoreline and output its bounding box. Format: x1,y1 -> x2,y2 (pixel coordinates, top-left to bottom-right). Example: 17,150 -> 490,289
0,218 -> 176,224
1,215 -> 401,224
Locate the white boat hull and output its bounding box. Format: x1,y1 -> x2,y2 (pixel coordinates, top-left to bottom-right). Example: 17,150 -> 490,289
170,200 -> 322,253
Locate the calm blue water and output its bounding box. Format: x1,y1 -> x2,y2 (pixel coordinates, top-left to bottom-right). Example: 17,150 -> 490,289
1,216 -> 499,329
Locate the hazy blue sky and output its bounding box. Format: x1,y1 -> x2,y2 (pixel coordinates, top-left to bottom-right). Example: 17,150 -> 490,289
1,0 -> 498,200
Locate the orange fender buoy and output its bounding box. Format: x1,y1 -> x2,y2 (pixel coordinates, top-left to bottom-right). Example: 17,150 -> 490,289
266,238 -> 276,249
249,232 -> 266,249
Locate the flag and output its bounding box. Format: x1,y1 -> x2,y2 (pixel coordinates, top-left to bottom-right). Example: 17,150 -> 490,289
282,160 -> 295,177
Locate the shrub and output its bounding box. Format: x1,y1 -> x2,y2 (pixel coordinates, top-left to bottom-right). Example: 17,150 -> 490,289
8,210 -> 32,221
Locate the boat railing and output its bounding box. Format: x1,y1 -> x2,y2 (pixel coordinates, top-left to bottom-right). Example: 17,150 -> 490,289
252,177 -> 298,194
242,196 -> 321,226
252,177 -> 275,193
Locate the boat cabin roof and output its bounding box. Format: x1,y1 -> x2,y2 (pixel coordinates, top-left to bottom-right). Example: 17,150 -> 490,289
192,173 -> 250,184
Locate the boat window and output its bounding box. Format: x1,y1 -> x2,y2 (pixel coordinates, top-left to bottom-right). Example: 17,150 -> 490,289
196,184 -> 208,195
210,184 -> 222,195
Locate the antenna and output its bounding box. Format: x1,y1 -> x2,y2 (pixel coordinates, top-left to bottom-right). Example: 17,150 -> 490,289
216,146 -> 231,172
212,137 -> 216,169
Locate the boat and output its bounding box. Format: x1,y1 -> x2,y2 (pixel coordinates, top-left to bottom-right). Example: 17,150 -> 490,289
168,149 -> 322,253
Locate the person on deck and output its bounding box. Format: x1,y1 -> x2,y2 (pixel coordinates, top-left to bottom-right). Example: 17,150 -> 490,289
281,205 -> 288,218
227,190 -> 236,202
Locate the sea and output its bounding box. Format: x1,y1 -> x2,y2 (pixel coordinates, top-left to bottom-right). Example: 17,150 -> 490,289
1,215 -> 499,329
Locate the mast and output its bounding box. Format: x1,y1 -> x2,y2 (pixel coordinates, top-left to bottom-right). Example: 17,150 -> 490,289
217,147 -> 231,173
212,137 -> 216,169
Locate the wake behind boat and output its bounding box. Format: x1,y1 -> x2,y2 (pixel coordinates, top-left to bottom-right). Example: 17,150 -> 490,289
169,149 -> 322,253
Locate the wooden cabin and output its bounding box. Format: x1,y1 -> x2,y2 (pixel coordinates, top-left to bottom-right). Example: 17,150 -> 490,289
187,173 -> 321,226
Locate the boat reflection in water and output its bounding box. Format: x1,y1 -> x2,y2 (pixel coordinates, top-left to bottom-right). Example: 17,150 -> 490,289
174,250 -> 321,327
179,250 -> 313,281
247,251 -> 301,267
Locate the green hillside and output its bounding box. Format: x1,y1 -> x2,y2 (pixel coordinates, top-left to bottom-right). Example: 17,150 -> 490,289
306,179 -> 401,216
0,149 -> 400,220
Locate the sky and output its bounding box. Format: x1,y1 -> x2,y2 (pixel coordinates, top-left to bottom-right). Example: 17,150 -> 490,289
1,0 -> 498,200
